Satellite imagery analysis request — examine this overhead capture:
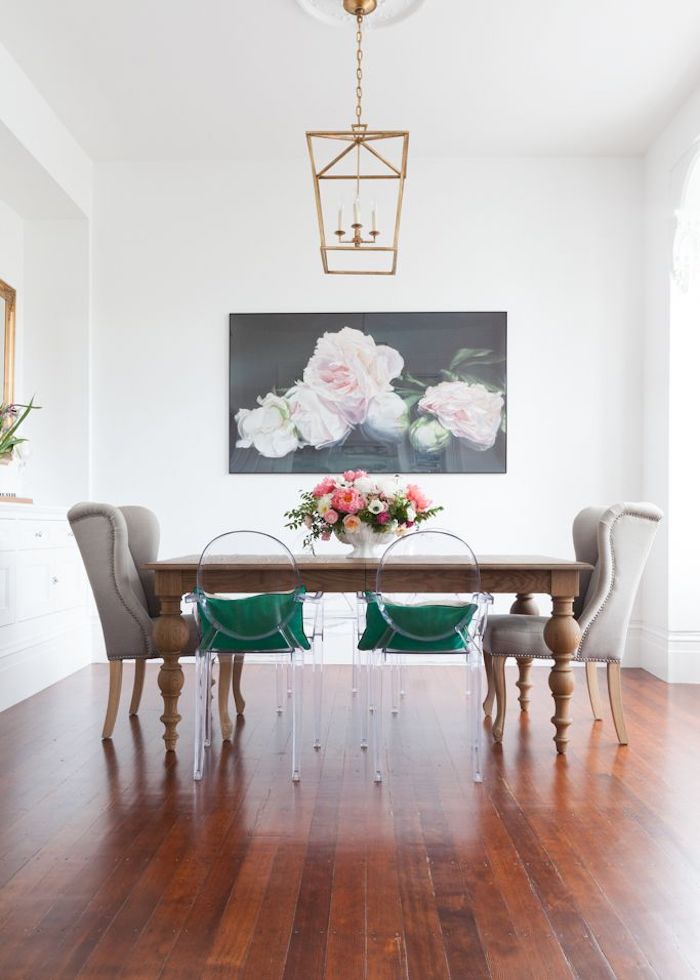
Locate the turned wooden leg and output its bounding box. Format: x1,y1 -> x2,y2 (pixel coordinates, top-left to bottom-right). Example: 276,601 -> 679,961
585,662 -> 604,720
232,654 -> 246,715
510,594 -> 539,713
102,661 -> 123,739
492,656 -> 507,742
129,659 -> 146,717
218,655 -> 233,741
152,597 -> 188,752
543,595 -> 580,755
515,659 -> 534,713
606,662 -> 628,745
482,650 -> 495,717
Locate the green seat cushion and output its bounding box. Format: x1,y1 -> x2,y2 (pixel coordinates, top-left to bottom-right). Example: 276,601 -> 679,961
197,590 -> 310,652
358,594 -> 477,652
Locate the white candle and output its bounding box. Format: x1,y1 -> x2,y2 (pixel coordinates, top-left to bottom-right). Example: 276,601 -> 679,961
337,204 -> 344,231
371,203 -> 378,232
353,198 -> 361,225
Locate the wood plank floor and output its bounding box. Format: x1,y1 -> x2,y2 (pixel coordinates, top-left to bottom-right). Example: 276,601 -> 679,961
0,663 -> 699,979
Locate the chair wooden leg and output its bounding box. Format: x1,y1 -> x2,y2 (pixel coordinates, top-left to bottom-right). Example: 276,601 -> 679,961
218,655 -> 234,741
102,661 -> 123,739
607,662 -> 628,745
128,659 -> 146,717
515,657 -> 533,712
233,653 -> 246,715
482,650 -> 495,717
492,656 -> 507,742
585,662 -> 604,720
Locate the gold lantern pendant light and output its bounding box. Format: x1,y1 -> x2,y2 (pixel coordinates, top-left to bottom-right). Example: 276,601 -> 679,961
306,0 -> 409,275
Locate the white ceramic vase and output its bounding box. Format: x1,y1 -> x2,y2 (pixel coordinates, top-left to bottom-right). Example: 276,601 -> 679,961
0,454 -> 19,498
337,523 -> 396,559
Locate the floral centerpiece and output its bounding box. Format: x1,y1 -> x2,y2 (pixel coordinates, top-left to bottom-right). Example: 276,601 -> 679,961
284,470 -> 443,558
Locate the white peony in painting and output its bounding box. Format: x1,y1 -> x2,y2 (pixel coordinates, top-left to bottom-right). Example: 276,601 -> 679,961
230,313 -> 506,474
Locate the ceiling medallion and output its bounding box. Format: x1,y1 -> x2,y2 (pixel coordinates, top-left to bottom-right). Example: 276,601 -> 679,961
296,0 -> 425,28
305,2 -> 409,275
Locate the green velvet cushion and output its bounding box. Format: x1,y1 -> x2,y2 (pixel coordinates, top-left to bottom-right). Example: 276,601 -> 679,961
358,594 -> 477,652
197,589 -> 310,652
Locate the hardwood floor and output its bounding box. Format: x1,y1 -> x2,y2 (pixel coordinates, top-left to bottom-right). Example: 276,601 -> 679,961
0,663 -> 699,978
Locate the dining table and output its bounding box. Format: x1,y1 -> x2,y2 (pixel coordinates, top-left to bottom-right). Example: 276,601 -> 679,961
144,553 -> 592,756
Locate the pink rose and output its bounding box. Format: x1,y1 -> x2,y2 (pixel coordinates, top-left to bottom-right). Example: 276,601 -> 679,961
343,514 -> 361,533
324,509 -> 339,525
303,327 -> 404,425
331,487 -> 366,515
418,381 -> 503,451
406,483 -> 431,512
313,477 -> 336,498
376,511 -> 390,524
354,469 -> 368,479
343,470 -> 357,482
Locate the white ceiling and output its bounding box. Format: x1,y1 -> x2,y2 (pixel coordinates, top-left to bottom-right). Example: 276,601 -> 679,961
1,0 -> 700,161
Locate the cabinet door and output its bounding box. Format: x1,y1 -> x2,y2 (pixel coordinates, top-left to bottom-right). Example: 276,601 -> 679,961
51,549 -> 84,612
17,550 -> 54,621
0,552 -> 16,627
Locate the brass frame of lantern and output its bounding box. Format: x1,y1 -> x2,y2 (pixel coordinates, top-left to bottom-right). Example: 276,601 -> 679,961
306,125 -> 409,275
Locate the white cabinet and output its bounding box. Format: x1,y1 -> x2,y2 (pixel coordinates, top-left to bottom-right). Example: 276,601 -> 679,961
0,505 -> 89,713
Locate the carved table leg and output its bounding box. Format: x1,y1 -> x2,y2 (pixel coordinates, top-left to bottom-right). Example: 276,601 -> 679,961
510,593 -> 539,713
152,597 -> 189,752
543,595 -> 580,755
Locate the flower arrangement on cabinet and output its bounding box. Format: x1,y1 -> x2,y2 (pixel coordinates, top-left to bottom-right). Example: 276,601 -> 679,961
0,397 -> 40,461
235,326 -> 505,462
284,470 -> 442,551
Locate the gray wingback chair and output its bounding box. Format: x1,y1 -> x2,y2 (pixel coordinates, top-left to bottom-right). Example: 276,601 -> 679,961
483,502 -> 663,744
68,502 -> 198,738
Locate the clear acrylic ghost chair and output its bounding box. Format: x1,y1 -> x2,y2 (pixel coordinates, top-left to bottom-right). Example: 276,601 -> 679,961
358,530 -> 492,783
187,531 -> 323,782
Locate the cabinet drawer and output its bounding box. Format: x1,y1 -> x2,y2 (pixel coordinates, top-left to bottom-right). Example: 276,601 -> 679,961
0,520 -> 17,552
16,520 -> 65,550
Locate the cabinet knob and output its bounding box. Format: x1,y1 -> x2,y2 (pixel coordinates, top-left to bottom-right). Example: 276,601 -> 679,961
51,576 -> 59,585
34,530 -> 43,538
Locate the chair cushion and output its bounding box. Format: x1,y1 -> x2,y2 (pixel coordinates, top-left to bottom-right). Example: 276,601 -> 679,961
484,614 -> 554,659
358,596 -> 476,652
197,591 -> 311,652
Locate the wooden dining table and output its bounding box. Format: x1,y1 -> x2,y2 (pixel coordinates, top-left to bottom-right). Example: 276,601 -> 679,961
145,554 -> 592,756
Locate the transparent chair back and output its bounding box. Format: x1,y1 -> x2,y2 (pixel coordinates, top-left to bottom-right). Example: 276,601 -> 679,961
370,528 -> 488,784
193,530 -> 313,783
376,529 -> 482,645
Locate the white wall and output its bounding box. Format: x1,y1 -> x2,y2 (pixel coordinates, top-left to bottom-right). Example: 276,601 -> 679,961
91,156 -> 644,634
643,84 -> 700,681
22,218 -> 90,506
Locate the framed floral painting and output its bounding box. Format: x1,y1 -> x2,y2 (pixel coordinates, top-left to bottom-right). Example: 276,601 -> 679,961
229,312 -> 507,474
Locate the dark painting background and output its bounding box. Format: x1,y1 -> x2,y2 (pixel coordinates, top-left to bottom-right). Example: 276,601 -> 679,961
229,312 -> 507,474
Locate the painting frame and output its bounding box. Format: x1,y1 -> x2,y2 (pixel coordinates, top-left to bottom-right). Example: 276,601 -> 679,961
229,311 -> 507,476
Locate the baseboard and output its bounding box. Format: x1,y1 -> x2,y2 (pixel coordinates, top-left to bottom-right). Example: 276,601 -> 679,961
637,624 -> 700,683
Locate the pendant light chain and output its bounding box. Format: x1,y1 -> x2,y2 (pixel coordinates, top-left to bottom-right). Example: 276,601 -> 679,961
355,12 -> 364,127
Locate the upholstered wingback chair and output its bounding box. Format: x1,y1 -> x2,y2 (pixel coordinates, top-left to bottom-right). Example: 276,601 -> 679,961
67,502 -> 199,738
483,502 -> 662,744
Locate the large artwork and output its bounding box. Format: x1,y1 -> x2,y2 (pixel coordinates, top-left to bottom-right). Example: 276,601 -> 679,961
229,312 -> 507,474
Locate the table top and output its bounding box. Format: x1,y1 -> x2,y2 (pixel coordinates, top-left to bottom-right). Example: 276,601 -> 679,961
145,554 -> 592,572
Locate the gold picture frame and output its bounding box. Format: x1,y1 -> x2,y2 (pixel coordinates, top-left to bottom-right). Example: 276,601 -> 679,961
0,279 -> 16,406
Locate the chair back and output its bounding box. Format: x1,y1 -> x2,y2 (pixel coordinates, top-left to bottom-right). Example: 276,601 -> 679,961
68,502 -> 160,660
196,530 -> 302,644
574,502 -> 662,662
375,529 -> 481,643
